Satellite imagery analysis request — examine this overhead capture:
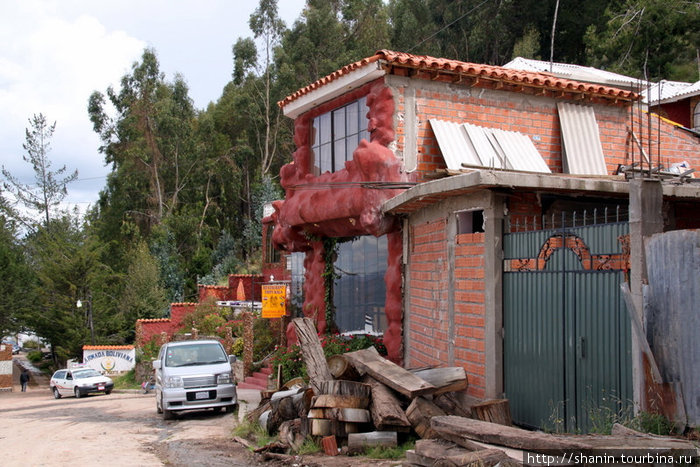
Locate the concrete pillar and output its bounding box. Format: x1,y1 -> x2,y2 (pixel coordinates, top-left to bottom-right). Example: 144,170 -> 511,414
484,192 -> 506,398
628,178 -> 663,410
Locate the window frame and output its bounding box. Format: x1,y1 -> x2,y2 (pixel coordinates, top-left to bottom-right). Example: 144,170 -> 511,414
310,96 -> 370,175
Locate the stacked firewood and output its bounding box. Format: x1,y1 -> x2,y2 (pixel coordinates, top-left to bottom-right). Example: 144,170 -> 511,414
247,319 -> 698,465
248,318 -> 511,458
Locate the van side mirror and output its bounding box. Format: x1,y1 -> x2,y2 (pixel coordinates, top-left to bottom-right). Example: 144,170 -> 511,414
152,360 -> 162,370
228,355 -> 237,364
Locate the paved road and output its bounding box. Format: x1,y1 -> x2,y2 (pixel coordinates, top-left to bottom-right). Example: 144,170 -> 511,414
0,377 -> 263,467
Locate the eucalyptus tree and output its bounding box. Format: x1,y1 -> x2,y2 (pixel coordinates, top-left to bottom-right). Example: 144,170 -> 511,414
1,113 -> 78,229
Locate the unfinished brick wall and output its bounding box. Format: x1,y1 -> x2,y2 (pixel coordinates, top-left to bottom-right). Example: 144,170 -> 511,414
406,218 -> 450,367
454,232 -> 486,399
391,79 -> 699,182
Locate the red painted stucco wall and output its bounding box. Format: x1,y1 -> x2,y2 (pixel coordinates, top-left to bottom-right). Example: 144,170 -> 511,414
273,80 -> 407,362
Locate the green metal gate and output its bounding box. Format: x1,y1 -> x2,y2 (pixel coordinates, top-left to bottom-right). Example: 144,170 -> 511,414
503,210 -> 632,433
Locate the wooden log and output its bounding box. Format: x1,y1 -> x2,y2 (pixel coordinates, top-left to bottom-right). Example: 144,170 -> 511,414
311,394 -> 369,409
433,391 -> 474,418
317,380 -> 371,398
415,439 -> 509,467
278,419 -> 305,451
344,346 -> 435,398
327,354 -> 360,380
310,418 -> 362,437
411,367 -> 468,395
406,397 -> 447,439
404,450 -> 427,466
430,416 -> 591,451
363,376 -> 411,429
292,317 -> 333,393
471,399 -> 512,426
307,407 -> 370,423
347,431 -> 397,453
246,399 -> 271,424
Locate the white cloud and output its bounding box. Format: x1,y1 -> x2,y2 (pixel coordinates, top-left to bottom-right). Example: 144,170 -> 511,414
0,1 -> 145,209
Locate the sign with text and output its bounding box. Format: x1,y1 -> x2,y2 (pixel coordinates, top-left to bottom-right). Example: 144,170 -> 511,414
83,347 -> 135,373
262,284 -> 287,318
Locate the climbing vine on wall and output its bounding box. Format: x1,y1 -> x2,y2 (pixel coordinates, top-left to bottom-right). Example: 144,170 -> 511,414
321,237 -> 340,335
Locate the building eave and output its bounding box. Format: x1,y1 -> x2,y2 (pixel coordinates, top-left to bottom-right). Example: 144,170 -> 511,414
382,170 -> 700,215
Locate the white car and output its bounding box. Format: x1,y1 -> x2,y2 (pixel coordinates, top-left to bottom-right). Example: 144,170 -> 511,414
50,368 -> 114,399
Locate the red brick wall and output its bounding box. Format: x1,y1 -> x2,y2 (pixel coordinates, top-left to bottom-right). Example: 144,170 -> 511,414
227,275 -> 264,302
454,233 -> 486,399
198,285 -> 234,302
405,222 -> 487,398
136,303 -> 197,346
392,80 -> 699,182
406,218 -> 450,367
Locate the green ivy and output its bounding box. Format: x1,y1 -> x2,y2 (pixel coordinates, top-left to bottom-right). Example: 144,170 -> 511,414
321,237 -> 339,334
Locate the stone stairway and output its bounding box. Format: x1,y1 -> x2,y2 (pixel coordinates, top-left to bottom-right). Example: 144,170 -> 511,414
237,366 -> 271,390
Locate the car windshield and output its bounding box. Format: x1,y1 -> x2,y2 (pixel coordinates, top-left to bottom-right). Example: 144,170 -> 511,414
73,369 -> 102,379
165,343 -> 227,367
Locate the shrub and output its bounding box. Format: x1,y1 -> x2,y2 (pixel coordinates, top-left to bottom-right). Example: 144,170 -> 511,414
27,350 -> 43,363
269,333 -> 387,382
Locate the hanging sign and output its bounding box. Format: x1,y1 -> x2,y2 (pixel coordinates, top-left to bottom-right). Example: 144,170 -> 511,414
262,284 -> 287,318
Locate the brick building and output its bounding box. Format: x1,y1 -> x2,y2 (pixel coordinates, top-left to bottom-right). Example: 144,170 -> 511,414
268,50 -> 700,431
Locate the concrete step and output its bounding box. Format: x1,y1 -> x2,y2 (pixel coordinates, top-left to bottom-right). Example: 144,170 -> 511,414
258,367 -> 273,375
237,381 -> 266,390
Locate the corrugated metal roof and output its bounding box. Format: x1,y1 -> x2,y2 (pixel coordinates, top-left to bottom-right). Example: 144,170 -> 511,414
642,80 -> 700,105
429,120 -> 551,173
504,57 -> 650,90
557,103 -> 607,175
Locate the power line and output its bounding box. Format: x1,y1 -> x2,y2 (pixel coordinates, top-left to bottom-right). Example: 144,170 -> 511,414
408,0 -> 491,54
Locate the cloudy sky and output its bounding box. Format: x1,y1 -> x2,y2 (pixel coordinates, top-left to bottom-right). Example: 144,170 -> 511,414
0,0 -> 306,214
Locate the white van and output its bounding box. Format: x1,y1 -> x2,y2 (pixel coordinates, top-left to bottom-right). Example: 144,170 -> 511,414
152,339 -> 237,419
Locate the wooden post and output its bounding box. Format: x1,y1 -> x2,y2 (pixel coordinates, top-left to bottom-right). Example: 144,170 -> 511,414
243,311 -> 254,377
292,317 -> 333,393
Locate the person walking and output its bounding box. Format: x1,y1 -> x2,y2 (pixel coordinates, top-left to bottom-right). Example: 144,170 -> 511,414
19,368 -> 29,392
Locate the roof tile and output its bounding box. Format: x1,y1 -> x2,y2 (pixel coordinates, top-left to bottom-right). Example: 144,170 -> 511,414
278,50 -> 637,109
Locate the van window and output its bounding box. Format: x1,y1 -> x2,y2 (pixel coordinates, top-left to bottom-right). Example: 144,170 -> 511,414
165,343 -> 227,367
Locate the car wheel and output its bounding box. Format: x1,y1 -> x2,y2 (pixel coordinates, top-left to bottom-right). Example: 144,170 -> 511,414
52,387 -> 62,399
227,403 -> 239,414
105,389 -> 112,395
161,396 -> 174,420
74,387 -> 82,399
212,406 -> 223,413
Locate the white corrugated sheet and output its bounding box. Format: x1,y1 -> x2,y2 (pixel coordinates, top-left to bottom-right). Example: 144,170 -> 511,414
428,119 -> 481,170
557,103 -> 607,175
429,120 -> 551,173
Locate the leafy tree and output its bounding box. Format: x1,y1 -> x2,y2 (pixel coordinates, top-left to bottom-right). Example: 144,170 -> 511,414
23,214 -> 96,363
88,49 -> 198,231
0,205 -> 33,335
120,241 -> 169,332
1,113 -> 78,229
584,0 -> 700,81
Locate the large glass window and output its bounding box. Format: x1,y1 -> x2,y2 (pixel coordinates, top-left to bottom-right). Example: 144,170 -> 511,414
289,252 -> 306,317
333,235 -> 387,333
694,101 -> 700,131
311,97 -> 370,175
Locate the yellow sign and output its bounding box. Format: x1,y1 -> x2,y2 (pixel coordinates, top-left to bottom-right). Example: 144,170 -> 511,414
262,284 -> 287,318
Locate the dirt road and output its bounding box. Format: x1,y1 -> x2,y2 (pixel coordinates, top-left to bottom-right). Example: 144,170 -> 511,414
0,387 -> 260,467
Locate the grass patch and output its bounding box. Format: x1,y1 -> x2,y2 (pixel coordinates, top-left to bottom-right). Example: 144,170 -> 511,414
111,369 -> 140,390
232,419 -> 275,448
295,436 -> 321,455
363,440 -> 415,459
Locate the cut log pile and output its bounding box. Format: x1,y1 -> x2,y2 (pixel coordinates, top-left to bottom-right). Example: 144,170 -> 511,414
249,318 -> 698,464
